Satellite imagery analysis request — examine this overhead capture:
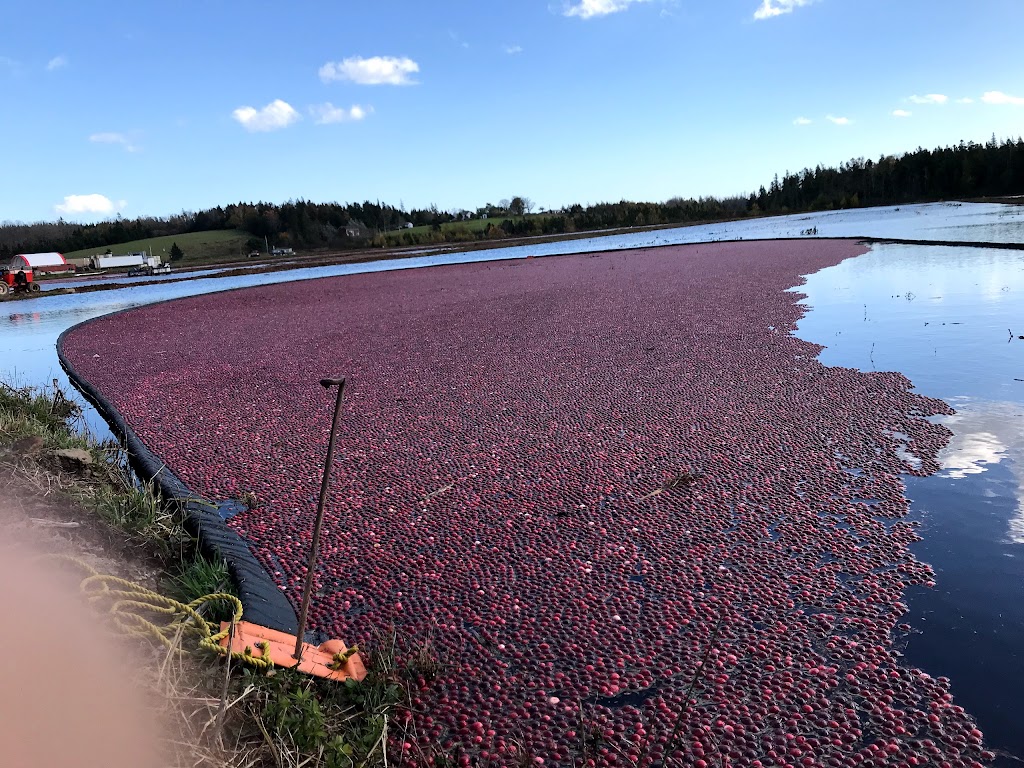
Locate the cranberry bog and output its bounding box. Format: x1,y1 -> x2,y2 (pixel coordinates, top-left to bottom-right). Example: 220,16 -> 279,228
61,240 -> 997,767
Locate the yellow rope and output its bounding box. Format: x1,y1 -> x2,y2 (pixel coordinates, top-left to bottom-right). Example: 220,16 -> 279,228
49,555 -> 274,670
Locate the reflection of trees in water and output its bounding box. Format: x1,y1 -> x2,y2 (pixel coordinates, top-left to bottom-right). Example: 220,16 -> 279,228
936,398 -> 1024,543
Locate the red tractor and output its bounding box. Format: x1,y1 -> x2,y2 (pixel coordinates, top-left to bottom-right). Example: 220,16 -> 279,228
0,266 -> 41,297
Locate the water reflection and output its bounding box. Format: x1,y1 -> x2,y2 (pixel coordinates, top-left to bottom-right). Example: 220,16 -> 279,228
936,399 -> 1024,543
465,201 -> 1024,260
41,266 -> 231,291
8,311 -> 44,326
797,243 -> 1024,759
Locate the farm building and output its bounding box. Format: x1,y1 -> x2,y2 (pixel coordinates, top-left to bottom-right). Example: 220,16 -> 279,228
10,252 -> 72,274
344,220 -> 369,238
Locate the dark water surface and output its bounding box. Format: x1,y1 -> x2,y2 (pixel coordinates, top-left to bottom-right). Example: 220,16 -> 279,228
796,243 -> 1024,760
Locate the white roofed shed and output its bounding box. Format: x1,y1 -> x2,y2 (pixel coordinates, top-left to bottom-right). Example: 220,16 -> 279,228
10,252 -> 67,270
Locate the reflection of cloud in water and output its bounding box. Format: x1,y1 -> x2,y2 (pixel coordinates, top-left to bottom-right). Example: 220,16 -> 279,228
940,430 -> 1003,478
936,398 -> 1024,543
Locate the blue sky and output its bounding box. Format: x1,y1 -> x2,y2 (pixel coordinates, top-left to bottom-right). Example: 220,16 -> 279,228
2,0 -> 1023,222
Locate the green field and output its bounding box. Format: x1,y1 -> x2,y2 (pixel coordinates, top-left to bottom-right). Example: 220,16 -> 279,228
63,230 -> 252,265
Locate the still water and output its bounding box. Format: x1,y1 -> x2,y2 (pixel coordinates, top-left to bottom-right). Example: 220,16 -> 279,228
40,266 -> 231,291
488,200 -> 1024,258
3,202 -> 1024,758
795,243 -> 1024,760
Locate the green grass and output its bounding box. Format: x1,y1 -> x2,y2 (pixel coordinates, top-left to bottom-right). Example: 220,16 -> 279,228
0,380 -> 91,451
0,379 -> 193,558
166,553 -> 238,622
169,553 -> 233,601
63,229 -> 252,266
93,478 -> 171,532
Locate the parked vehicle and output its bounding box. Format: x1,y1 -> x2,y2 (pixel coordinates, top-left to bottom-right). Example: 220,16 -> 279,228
0,267 -> 41,296
126,263 -> 172,277
89,252 -> 159,270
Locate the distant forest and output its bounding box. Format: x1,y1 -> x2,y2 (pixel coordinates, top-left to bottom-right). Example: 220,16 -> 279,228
2,136 -> 1022,260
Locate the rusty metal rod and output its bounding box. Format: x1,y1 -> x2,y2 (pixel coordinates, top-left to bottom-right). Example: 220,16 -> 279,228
294,377 -> 347,661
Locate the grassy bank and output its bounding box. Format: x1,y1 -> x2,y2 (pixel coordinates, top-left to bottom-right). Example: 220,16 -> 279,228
63,229 -> 252,266
0,380 -> 418,767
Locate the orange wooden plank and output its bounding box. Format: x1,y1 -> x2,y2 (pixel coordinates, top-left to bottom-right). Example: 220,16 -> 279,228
218,621 -> 367,682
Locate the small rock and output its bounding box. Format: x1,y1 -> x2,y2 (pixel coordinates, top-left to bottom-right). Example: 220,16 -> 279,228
52,448 -> 95,472
11,435 -> 45,456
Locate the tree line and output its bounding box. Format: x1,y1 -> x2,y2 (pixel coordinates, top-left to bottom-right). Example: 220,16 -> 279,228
752,135 -> 1024,213
2,135 -> 1022,260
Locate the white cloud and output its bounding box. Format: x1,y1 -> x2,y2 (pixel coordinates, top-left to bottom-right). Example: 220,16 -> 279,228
564,0 -> 651,19
318,56 -> 419,85
908,93 -> 948,105
892,109 -> 912,118
89,132 -> 139,152
982,91 -> 1024,106
826,114 -> 851,125
46,55 -> 67,71
956,97 -> 974,104
793,117 -> 812,125
309,102 -> 372,125
504,44 -> 524,54
232,99 -> 301,132
753,0 -> 817,20
54,194 -> 125,216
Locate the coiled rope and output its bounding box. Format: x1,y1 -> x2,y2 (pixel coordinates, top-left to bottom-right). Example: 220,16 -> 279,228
50,555 -> 273,670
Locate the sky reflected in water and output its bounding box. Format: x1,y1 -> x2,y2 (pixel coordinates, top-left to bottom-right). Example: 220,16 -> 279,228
797,243 -> 1024,760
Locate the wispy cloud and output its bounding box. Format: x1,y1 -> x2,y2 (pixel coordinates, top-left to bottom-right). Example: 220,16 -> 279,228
319,56 -> 419,85
503,44 -> 524,54
564,0 -> 651,20
826,114 -> 851,125
982,91 -> 1024,106
793,117 -> 812,126
309,102 -> 372,125
54,194 -> 125,216
892,109 -> 912,118
908,93 -> 948,105
448,30 -> 470,49
232,99 -> 301,132
89,132 -> 139,152
956,97 -> 974,104
46,55 -> 67,71
753,0 -> 817,20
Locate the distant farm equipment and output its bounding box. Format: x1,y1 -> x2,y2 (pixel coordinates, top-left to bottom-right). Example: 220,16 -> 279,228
127,263 -> 172,277
0,266 -> 41,297
89,252 -> 160,270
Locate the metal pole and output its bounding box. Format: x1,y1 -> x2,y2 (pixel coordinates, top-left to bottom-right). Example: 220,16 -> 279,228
294,377 -> 347,661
